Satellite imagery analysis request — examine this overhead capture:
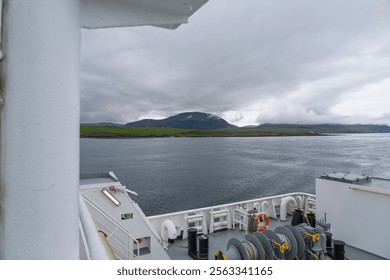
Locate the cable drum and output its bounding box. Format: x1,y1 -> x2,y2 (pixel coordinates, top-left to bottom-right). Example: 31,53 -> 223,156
227,238 -> 249,260
275,226 -> 298,260
262,229 -> 284,259
220,224 -> 325,261
284,225 -> 306,259
253,232 -> 275,260
242,240 -> 258,260
245,234 -> 266,260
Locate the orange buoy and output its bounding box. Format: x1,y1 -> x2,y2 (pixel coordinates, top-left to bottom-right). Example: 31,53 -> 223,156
255,213 -> 269,232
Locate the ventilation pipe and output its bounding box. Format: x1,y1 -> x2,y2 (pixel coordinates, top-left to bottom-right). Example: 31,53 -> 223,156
161,219 -> 177,249
261,201 -> 270,213
280,196 -> 297,221
295,195 -> 303,208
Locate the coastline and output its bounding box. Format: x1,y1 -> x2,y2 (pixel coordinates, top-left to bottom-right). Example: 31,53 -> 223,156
80,126 -> 322,138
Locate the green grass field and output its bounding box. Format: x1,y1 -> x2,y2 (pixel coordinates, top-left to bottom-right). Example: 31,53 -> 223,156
80,126 -> 319,138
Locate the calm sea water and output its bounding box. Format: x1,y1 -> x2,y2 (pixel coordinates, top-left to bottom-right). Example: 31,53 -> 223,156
80,134 -> 390,216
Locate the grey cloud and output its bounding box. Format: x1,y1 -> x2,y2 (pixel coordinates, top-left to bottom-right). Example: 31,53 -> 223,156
81,0 -> 390,125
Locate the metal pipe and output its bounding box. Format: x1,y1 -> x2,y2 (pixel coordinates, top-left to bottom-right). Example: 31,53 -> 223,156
280,196 -> 297,221
0,0 -> 3,61
261,201 -> 269,213
295,195 -> 303,208
161,219 -> 177,249
98,230 -> 117,260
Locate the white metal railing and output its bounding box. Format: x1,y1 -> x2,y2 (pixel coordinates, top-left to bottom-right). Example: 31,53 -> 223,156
81,194 -> 140,259
79,194 -> 110,260
148,192 -> 316,238
232,208 -> 250,232
79,220 -> 91,260
149,192 -> 314,220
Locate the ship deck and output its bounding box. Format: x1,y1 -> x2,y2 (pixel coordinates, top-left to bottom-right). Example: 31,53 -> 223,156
79,172 -> 388,260
166,216 -> 386,260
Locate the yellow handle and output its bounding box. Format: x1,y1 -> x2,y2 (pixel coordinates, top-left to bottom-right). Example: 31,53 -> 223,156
304,232 -> 320,242
273,241 -> 289,254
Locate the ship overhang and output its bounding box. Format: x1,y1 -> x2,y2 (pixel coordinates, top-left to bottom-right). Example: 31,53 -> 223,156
81,0 -> 208,29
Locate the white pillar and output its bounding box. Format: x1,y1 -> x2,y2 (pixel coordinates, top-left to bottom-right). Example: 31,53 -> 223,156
0,0 -> 81,259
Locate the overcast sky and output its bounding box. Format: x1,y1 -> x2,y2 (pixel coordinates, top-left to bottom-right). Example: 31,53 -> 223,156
80,0 -> 390,126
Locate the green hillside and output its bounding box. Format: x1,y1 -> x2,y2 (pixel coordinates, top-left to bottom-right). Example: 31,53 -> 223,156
80,126 -> 318,138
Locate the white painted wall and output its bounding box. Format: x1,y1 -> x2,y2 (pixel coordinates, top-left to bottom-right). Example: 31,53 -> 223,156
0,0 -> 208,259
0,0 -> 81,259
316,178 -> 390,259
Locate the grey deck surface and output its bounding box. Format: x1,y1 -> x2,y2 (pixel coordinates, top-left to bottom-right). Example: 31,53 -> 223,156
80,172 -> 118,185
167,216 -> 386,260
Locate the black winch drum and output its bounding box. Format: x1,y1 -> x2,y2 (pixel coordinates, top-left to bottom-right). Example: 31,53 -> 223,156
333,240 -> 345,260
306,212 -> 316,228
325,232 -> 333,248
187,228 -> 198,256
198,235 -> 209,260
291,208 -> 304,226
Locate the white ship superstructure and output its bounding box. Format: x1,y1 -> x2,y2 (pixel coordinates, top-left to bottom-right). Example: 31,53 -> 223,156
79,171 -> 389,260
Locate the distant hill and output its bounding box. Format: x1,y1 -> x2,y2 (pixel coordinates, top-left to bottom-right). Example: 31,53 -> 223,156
124,112 -> 237,130
81,122 -> 123,127
256,123 -> 390,133
81,117 -> 390,134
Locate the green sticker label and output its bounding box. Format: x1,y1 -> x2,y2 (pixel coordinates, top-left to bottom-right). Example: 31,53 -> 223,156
121,213 -> 133,220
